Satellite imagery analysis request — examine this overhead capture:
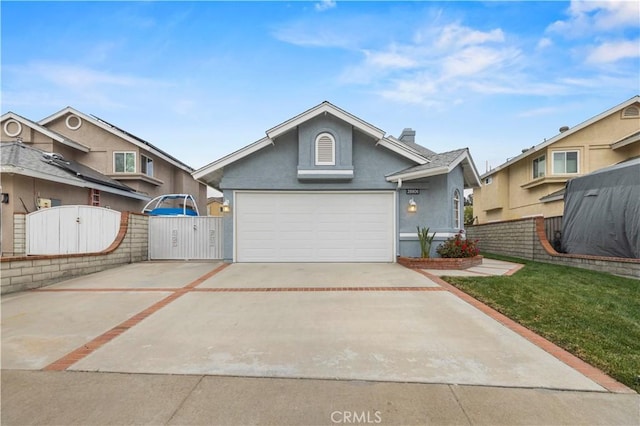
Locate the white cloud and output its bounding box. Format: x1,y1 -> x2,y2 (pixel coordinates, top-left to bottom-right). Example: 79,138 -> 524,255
2,62 -> 168,111
315,0 -> 336,12
272,22 -> 354,48
435,24 -> 505,49
547,0 -> 640,37
586,39 -> 640,63
36,63 -> 159,89
363,48 -> 417,69
537,37 -> 553,49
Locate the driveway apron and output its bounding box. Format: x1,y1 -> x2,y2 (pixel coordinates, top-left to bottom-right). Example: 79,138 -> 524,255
1,262 -> 607,391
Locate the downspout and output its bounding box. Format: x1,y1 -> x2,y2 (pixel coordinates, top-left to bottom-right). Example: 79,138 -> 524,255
396,178 -> 402,260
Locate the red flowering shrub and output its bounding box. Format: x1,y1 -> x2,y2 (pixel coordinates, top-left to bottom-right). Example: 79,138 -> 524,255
436,232 -> 480,258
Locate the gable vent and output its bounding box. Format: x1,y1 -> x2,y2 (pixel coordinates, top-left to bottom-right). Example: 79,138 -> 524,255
622,106 -> 639,118
315,133 -> 335,165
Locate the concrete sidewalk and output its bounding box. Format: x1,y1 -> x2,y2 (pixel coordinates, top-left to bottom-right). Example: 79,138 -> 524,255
424,258 -> 523,277
2,370 -> 638,425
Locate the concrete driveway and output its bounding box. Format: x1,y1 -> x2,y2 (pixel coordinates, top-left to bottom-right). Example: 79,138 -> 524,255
1,261 -> 609,392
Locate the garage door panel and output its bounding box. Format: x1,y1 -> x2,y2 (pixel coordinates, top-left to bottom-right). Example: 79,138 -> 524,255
236,192 -> 394,262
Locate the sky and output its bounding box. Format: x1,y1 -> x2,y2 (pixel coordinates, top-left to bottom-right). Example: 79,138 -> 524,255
2,0 -> 639,181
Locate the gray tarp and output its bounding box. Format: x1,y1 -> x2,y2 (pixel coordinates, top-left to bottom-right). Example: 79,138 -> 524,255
561,158 -> 640,258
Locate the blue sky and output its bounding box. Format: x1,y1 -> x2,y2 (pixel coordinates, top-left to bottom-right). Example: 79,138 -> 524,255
2,1 -> 639,178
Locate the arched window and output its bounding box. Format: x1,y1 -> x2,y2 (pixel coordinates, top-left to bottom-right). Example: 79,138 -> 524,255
453,189 -> 461,229
315,133 -> 335,165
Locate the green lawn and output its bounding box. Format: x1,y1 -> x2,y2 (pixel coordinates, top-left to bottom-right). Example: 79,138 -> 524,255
443,254 -> 640,392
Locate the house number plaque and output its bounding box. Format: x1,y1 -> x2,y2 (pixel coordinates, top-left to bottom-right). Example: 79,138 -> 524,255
406,189 -> 420,195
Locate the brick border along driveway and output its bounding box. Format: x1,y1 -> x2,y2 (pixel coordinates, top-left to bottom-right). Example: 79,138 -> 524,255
33,262 -> 633,393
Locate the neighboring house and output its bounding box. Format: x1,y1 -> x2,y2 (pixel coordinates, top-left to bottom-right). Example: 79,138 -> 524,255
193,101 -> 481,263
474,96 -> 640,223
207,197 -> 224,216
1,108 -> 207,256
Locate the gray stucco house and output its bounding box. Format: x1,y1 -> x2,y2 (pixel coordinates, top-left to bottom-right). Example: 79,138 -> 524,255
193,102 -> 481,262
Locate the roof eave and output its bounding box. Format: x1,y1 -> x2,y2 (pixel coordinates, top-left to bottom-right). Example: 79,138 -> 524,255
1,164 -> 150,201
266,102 -> 385,141
192,137 -> 274,186
611,132 -> 640,150
386,166 -> 449,182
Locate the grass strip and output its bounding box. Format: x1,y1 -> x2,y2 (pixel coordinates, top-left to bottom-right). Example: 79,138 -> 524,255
443,253 -> 640,392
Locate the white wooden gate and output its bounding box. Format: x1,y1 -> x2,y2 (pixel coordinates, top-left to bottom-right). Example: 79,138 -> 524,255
27,206 -> 121,255
148,216 -> 223,260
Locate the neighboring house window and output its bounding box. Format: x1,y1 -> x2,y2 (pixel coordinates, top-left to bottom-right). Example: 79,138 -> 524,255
532,155 -> 546,179
453,189 -> 461,229
553,151 -> 579,174
114,152 -> 136,173
141,154 -> 154,177
315,133 -> 335,165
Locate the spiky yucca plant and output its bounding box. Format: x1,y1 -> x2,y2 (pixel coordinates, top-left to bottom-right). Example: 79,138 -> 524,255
417,226 -> 436,258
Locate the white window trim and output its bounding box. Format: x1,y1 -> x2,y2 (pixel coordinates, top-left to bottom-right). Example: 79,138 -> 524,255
453,189 -> 461,229
532,155 -> 546,179
315,132 -> 336,166
141,154 -> 154,177
113,151 -> 136,173
551,150 -> 580,175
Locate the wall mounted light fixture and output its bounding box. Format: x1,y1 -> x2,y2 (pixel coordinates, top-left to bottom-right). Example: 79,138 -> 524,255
222,199 -> 231,213
408,198 -> 417,213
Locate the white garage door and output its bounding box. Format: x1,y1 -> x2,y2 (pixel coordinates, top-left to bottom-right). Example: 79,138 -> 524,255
236,192 -> 395,262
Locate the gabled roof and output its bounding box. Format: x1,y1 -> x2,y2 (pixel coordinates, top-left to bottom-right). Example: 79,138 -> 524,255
386,148 -> 482,189
1,112 -> 90,152
193,101 -> 440,187
38,107 -> 194,173
482,95 -> 640,179
1,142 -> 150,201
266,101 -> 385,140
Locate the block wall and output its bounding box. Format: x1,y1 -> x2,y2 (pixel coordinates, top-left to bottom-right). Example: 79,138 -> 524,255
466,217 -> 640,278
1,212 -> 148,294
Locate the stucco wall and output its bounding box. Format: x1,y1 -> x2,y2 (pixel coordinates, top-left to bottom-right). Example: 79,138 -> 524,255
219,116 -> 467,261
466,217 -> 640,278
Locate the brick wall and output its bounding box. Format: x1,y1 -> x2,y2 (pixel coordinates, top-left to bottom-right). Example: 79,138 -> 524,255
12,213 -> 26,255
1,212 -> 148,294
466,217 -> 640,278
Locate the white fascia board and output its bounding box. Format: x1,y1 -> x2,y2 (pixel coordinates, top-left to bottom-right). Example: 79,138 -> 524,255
452,151 -> 482,188
386,166 -> 449,182
2,165 -> 150,201
266,102 -> 385,140
377,138 -> 429,165
3,112 -> 90,153
481,95 -> 640,179
39,107 -> 193,173
611,131 -> 640,150
192,137 -> 274,181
